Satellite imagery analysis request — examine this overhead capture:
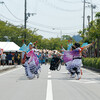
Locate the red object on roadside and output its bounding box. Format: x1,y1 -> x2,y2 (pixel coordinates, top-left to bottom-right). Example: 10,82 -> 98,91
81,69 -> 83,75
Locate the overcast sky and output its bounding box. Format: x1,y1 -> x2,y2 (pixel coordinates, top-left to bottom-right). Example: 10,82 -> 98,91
0,0 -> 100,38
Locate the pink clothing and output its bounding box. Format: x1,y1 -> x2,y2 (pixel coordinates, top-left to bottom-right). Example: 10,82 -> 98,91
27,50 -> 39,66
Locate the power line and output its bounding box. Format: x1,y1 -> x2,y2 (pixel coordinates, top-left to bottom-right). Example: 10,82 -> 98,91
0,1 -> 82,32
3,3 -> 23,21
37,29 -> 78,36
0,12 -> 82,31
0,14 -> 23,23
0,14 -> 78,36
0,1 -> 82,30
27,25 -> 78,35
39,0 -> 82,12
28,21 -> 82,30
58,0 -> 82,4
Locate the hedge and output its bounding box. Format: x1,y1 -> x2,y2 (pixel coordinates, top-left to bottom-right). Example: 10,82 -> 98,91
82,58 -> 100,69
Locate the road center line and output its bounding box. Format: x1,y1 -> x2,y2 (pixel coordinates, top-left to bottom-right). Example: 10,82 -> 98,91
48,72 -> 51,74
48,75 -> 51,78
46,79 -> 53,100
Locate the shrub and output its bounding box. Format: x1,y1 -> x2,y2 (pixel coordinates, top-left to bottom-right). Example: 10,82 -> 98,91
82,58 -> 100,69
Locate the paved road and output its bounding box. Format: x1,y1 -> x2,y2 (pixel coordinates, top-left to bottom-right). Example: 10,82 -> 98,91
0,65 -> 100,100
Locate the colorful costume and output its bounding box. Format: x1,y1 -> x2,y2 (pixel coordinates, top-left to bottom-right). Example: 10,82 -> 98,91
23,50 -> 40,79
63,48 -> 82,79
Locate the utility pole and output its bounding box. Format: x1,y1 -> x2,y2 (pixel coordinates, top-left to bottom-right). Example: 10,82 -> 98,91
91,4 -> 93,21
87,15 -> 90,26
83,0 -> 85,39
24,0 -> 27,29
86,1 -> 96,21
24,0 -> 27,43
91,4 -> 96,21
24,0 -> 36,43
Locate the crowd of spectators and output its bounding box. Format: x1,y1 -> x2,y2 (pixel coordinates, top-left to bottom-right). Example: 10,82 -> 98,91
0,51 -> 21,66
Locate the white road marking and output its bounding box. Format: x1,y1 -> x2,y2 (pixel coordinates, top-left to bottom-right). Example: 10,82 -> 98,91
48,75 -> 51,78
46,80 -> 53,100
46,69 -> 53,100
48,72 -> 51,74
0,67 -> 22,77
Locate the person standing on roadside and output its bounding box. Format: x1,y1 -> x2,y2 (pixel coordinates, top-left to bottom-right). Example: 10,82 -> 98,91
17,53 -> 21,65
45,52 -> 48,65
14,51 -> 18,65
0,54 -> 1,65
1,53 -> 6,66
7,52 -> 12,65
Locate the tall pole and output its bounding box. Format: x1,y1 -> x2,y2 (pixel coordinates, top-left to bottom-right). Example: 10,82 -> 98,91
91,4 -> 96,21
83,0 -> 85,39
24,0 -> 27,29
87,15 -> 90,26
60,30 -> 62,38
91,4 -> 93,21
24,0 -> 27,43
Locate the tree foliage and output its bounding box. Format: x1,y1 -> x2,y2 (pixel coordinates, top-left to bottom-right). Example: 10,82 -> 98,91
0,20 -> 74,50
79,12 -> 100,42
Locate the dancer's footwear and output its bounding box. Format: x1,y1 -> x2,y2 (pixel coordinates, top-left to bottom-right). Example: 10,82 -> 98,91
77,74 -> 81,80
36,74 -> 39,78
71,74 -> 76,78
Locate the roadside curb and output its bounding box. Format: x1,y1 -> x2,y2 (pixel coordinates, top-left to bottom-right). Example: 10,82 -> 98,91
83,66 -> 100,73
0,65 -> 17,73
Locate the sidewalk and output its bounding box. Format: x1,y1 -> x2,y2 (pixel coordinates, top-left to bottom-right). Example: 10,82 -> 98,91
0,65 -> 17,73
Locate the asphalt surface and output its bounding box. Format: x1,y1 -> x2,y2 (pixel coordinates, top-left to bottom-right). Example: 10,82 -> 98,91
0,64 -> 100,100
